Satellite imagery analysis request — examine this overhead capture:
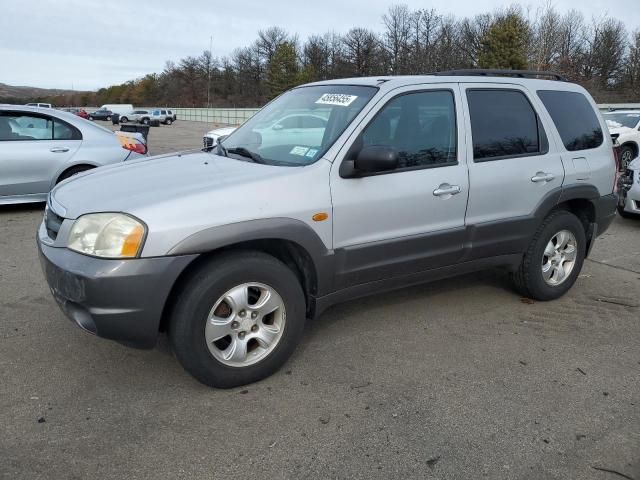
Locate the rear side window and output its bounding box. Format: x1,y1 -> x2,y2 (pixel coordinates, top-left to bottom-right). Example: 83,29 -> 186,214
467,89 -> 546,161
537,90 -> 603,151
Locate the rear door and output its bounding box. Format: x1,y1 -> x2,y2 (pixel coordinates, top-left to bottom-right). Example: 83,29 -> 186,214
330,84 -> 469,288
0,112 -> 81,197
459,83 -> 565,259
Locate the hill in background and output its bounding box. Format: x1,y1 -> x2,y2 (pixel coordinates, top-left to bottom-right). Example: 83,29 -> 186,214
0,82 -> 91,105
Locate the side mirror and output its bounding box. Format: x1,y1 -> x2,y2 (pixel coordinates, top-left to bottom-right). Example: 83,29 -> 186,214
355,145 -> 398,172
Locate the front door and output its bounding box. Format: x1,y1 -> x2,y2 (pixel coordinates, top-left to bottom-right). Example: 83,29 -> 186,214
330,84 -> 469,289
0,112 -> 81,197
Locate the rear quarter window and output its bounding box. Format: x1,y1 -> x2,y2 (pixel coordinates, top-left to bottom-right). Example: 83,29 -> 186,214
537,90 -> 603,151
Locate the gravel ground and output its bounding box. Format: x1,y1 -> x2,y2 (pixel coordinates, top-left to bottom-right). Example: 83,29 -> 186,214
1,121 -> 639,480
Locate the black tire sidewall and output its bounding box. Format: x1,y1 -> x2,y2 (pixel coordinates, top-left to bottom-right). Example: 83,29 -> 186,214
170,252 -> 306,388
526,212 -> 586,300
121,116 -> 128,123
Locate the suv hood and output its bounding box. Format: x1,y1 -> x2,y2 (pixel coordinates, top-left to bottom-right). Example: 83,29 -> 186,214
52,151 -> 301,219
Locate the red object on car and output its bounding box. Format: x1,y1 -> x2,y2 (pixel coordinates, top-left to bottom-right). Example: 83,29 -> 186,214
75,109 -> 90,119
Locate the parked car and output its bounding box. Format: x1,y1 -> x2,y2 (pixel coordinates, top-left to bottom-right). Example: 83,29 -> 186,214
75,109 -> 90,120
26,103 -> 52,108
0,105 -> 147,204
617,157 -> 640,217
150,108 -> 173,125
603,110 -> 640,169
38,71 -> 617,388
88,108 -> 113,121
203,126 -> 237,149
123,109 -> 151,125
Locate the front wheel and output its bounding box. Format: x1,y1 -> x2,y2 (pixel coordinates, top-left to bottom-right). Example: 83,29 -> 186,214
142,118 -> 149,125
620,146 -> 635,170
169,251 -> 306,388
165,118 -> 173,125
88,115 -> 94,121
106,115 -> 112,121
120,116 -> 128,123
511,210 -> 586,300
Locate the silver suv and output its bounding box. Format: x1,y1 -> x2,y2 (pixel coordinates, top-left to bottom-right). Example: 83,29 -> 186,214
37,70 -> 618,388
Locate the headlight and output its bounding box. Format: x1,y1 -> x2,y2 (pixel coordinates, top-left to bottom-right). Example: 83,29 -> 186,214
67,213 -> 146,258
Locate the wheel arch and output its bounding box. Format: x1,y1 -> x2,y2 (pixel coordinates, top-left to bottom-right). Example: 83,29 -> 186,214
158,219 -> 334,332
620,140 -> 639,159
51,162 -> 99,188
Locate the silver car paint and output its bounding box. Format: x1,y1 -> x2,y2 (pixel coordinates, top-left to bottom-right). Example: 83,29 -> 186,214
47,75 -> 616,259
0,105 -> 146,204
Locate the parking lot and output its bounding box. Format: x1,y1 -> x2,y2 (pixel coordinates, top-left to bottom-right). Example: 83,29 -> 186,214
1,121 -> 639,479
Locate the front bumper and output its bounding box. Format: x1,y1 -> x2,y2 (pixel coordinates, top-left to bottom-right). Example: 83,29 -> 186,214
37,226 -> 197,349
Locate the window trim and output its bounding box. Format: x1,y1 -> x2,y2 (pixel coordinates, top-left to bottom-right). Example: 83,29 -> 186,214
340,88 -> 460,178
537,89 -> 604,153
0,111 -> 82,141
466,88 -> 549,163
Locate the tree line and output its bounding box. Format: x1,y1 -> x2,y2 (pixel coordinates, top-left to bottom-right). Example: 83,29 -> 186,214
29,4 -> 640,107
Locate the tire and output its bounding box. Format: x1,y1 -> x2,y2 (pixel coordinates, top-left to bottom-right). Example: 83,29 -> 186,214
120,116 -> 128,123
169,250 -> 306,388
106,115 -> 112,122
88,115 -> 94,121
56,165 -> 94,184
142,118 -> 149,125
617,205 -> 638,218
165,118 -> 173,125
620,145 -> 635,170
510,210 -> 586,301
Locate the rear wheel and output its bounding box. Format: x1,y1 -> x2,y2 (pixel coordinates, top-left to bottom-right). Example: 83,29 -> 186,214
106,115 -> 112,122
511,210 -> 586,300
120,116 -> 128,123
165,118 -> 173,125
142,117 -> 149,125
56,165 -> 94,184
169,251 -> 306,388
88,115 -> 94,121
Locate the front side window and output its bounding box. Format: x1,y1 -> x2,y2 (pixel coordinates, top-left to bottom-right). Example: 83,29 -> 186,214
221,85 -> 377,166
360,90 -> 457,169
467,89 -> 545,161
537,90 -> 603,151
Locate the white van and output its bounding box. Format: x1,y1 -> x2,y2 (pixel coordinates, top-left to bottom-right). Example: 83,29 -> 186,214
99,104 -> 134,118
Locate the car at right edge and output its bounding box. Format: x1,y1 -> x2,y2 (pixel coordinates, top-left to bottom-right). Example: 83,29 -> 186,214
603,110 -> 640,169
37,70 -> 618,388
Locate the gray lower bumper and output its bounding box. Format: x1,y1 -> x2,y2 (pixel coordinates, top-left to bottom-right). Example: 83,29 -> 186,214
37,236 -> 197,349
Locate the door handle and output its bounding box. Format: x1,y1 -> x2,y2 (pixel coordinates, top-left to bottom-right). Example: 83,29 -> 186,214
531,172 -> 555,183
433,183 -> 461,197
50,147 -> 69,153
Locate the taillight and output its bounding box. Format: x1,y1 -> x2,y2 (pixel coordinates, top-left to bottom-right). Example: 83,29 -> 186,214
122,140 -> 147,155
612,136 -> 621,194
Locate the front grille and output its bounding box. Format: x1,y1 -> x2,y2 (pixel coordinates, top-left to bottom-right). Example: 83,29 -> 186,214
203,136 -> 214,150
45,206 -> 64,240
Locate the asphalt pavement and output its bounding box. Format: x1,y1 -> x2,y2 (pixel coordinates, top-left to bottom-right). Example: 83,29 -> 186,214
1,121 -> 638,479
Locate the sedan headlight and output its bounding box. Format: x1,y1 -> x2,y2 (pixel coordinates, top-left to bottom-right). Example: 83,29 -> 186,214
68,213 -> 146,258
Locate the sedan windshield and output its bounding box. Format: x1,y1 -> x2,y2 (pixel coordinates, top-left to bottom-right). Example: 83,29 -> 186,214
604,112 -> 640,129
220,85 -> 377,166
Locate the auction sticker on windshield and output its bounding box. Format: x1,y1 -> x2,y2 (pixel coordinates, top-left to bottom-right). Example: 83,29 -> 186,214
316,93 -> 358,106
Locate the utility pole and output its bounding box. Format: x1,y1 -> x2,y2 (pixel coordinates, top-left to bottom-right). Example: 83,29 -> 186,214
207,35 -> 213,108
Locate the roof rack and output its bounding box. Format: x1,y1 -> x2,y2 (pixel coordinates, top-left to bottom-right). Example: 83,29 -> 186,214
431,69 -> 567,82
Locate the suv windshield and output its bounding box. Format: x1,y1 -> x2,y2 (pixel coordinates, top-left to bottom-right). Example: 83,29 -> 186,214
604,112 -> 640,129
220,85 -> 377,166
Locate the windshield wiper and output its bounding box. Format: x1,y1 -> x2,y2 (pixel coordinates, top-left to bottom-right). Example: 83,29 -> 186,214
227,147 -> 265,164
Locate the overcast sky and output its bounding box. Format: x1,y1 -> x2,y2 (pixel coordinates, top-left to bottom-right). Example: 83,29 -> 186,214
1,0 -> 638,91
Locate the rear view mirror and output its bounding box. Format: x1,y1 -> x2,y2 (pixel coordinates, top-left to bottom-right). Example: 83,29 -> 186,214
354,145 -> 398,173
